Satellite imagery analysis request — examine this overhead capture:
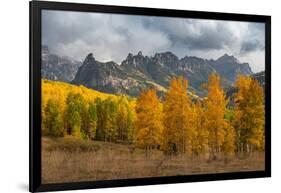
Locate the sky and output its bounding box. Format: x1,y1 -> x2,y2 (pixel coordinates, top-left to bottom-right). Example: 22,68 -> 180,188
42,10 -> 265,72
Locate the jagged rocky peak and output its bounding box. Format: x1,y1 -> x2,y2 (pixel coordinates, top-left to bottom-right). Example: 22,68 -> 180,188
122,53 -> 134,66
153,51 -> 179,68
137,51 -> 143,56
214,53 -> 253,82
84,53 -> 96,64
124,51 -> 144,59
180,55 -> 207,64
122,51 -> 148,67
217,53 -> 240,64
154,51 -> 178,61
179,56 -> 216,74
86,53 -> 94,60
69,50 -> 259,98
127,53 -> 133,59
135,51 -> 145,60
216,53 -> 252,73
218,53 -> 231,58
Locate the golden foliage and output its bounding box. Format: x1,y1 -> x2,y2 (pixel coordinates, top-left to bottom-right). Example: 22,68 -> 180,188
234,75 -> 265,152
42,80 -> 135,141
190,101 -> 209,155
42,73 -> 265,160
42,79 -> 117,110
163,76 -> 194,155
203,74 -> 234,159
135,89 -> 163,153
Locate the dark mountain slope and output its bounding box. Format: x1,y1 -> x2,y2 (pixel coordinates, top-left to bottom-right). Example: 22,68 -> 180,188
41,45 -> 82,82
64,50 -> 254,97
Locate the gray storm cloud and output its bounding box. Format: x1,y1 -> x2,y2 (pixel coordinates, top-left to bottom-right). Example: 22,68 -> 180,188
42,10 -> 265,72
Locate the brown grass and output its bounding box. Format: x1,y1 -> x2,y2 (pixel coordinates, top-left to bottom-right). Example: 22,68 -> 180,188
42,137 -> 265,184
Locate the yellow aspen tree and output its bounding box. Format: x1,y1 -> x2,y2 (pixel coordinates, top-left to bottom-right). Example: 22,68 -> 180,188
116,96 -> 135,142
116,98 -> 129,141
221,122 -> 236,163
234,75 -> 265,155
44,99 -> 64,137
65,92 -> 86,138
190,101 -> 208,156
135,89 -> 163,156
163,76 -> 193,155
203,74 -> 232,160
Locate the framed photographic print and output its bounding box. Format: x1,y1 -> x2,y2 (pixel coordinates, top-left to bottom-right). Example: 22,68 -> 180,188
30,1 -> 271,192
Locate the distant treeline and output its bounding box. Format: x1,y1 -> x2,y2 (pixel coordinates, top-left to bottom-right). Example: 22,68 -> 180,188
42,74 -> 264,160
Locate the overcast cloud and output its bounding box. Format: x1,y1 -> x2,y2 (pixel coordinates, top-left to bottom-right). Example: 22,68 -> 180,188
42,10 -> 265,72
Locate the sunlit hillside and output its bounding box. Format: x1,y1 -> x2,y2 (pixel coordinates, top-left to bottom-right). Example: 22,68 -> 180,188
42,79 -> 132,110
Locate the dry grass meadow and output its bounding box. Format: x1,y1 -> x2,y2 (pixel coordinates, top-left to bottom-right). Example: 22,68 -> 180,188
42,137 -> 265,184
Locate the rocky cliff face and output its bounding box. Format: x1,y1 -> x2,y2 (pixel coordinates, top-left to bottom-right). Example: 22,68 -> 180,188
72,51 -> 254,97
211,54 -> 253,82
73,53 -> 166,96
41,45 -> 82,82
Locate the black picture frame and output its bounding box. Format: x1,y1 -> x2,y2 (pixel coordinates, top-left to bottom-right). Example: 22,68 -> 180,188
29,1 -> 271,192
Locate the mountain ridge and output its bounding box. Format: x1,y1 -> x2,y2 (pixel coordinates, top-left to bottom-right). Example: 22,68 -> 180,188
41,45 -> 256,97
41,45 -> 82,82
72,51 -> 254,97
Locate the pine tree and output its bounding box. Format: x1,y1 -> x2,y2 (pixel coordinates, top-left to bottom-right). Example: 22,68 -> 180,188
163,76 -> 193,155
135,89 -> 163,156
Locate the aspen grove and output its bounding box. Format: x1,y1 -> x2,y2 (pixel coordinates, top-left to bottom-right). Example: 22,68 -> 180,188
42,73 -> 265,161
